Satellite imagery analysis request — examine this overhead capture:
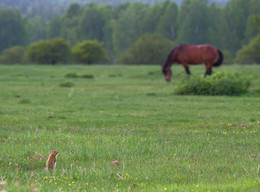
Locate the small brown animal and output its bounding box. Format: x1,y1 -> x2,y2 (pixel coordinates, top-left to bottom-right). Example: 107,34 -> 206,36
110,160 -> 120,167
46,150 -> 58,170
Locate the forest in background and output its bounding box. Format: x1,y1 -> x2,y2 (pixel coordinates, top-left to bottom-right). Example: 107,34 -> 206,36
0,0 -> 229,19
0,0 -> 259,64
0,0 -> 229,24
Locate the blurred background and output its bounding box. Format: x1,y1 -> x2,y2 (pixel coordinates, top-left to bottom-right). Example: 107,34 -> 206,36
0,0 -> 259,65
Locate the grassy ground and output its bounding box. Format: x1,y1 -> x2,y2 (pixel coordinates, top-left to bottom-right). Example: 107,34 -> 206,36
0,64 -> 259,191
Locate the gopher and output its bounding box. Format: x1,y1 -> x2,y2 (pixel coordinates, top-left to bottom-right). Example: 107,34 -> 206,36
46,150 -> 58,170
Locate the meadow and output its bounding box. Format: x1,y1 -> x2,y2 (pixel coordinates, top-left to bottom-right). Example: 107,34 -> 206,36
0,64 -> 259,191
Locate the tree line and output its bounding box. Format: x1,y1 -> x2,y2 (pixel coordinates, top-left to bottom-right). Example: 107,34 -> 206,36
0,0 -> 259,65
0,0 -> 229,20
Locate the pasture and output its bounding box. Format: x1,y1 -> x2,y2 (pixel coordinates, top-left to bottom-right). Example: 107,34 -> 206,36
0,64 -> 259,191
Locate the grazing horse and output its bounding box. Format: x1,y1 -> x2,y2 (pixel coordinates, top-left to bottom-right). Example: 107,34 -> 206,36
162,44 -> 224,82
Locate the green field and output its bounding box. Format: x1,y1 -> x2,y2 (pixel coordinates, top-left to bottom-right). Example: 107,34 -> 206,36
0,64 -> 259,191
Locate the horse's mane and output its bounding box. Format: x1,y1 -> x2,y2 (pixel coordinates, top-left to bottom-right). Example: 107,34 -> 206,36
163,48 -> 177,71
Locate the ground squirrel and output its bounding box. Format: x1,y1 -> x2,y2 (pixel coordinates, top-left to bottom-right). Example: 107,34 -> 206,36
46,150 -> 58,170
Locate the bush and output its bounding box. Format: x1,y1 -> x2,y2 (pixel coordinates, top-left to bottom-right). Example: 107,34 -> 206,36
118,33 -> 175,65
59,81 -> 75,88
0,46 -> 25,64
65,72 -> 79,78
72,40 -> 109,64
80,74 -> 94,79
64,72 -> 94,79
175,71 -> 251,96
26,38 -> 71,64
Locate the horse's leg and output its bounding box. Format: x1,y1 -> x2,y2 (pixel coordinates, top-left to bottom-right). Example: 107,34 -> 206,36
183,63 -> 191,75
205,63 -> 212,76
205,68 -> 212,76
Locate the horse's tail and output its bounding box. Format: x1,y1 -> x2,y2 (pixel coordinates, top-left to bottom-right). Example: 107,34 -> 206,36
213,49 -> 224,67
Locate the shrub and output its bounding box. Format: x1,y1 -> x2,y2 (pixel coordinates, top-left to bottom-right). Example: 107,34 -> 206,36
64,72 -> 94,79
72,40 -> 109,64
0,46 -> 25,64
26,38 -> 71,64
118,33 -> 175,65
65,72 -> 79,78
80,74 -> 94,79
19,99 -> 31,104
59,82 -> 75,87
175,71 -> 251,96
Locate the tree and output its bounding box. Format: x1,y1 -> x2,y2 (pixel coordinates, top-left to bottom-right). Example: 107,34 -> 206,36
111,2 -> 148,56
72,40 -> 109,64
47,16 -> 62,39
113,2 -> 130,19
206,3 -> 224,49
108,2 -> 131,60
0,46 -> 25,64
26,16 -> 47,43
61,17 -> 80,46
0,9 -> 26,53
79,4 -> 112,42
219,0 -> 259,55
244,14 -> 260,44
248,15 -> 260,31
177,0 -> 209,44
59,3 -> 82,46
118,34 -> 175,65
235,34 -> 260,64
141,2 -> 166,34
26,38 -> 71,64
65,3 -> 82,18
156,1 -> 179,40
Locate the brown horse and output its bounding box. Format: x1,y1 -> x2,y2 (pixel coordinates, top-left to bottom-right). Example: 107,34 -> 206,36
162,44 -> 224,82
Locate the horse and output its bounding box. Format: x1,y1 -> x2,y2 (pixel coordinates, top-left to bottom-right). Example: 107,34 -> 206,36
162,44 -> 224,82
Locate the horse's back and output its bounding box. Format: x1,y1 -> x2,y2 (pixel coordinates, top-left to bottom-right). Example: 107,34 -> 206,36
176,44 -> 218,64
180,44 -> 217,53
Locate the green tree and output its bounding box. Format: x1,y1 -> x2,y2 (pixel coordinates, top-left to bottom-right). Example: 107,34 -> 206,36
0,46 -> 25,64
206,4 -> 223,49
156,1 -> 178,40
177,0 -> 209,44
111,2 -> 148,56
0,9 -> 26,53
113,2 -> 130,19
47,16 -> 62,39
65,3 -> 82,18
26,16 -> 47,43
79,4 -> 112,42
26,38 -> 70,64
244,14 -> 260,44
72,40 -> 109,64
60,3 -> 82,46
104,3 -> 131,60
141,2 -> 165,34
61,17 -> 80,46
118,34 -> 175,65
219,0 -> 259,55
248,15 -> 260,31
236,34 -> 260,64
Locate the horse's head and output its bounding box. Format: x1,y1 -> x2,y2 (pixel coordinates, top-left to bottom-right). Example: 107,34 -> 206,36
162,66 -> 172,82
162,48 -> 176,82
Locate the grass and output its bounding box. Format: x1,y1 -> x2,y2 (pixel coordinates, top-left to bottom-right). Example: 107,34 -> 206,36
0,64 -> 259,191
